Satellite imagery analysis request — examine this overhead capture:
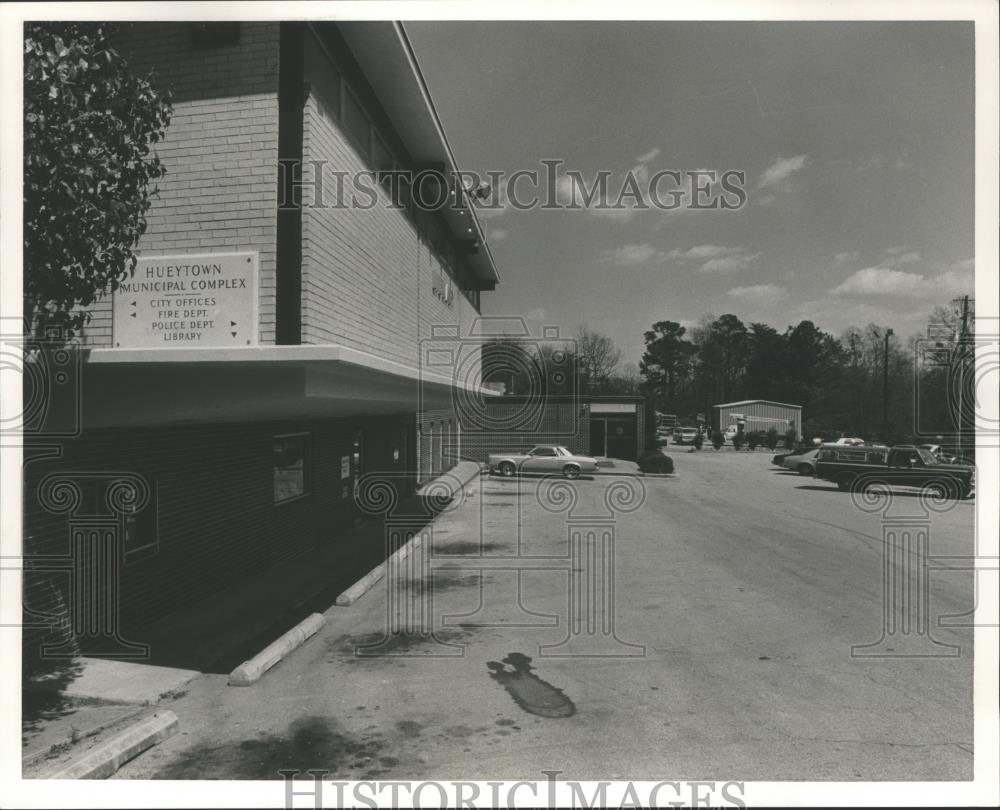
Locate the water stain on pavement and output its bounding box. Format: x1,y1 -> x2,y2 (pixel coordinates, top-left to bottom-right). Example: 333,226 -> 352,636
152,715 -> 385,780
434,541 -> 508,555
486,653 -> 576,718
330,628 -> 470,660
395,719 -> 423,738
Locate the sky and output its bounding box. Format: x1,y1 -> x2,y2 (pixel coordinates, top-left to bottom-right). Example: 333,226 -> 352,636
407,21 -> 975,370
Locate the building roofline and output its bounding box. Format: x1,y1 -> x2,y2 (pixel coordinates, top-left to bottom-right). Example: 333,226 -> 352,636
712,399 -> 802,410
335,22 -> 500,287
393,22 -> 499,286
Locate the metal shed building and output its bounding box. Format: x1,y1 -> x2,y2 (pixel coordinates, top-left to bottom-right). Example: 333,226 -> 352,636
712,399 -> 802,437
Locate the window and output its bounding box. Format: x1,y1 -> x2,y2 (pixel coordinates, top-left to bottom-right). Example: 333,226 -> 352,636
530,447 -> 558,457
351,429 -> 364,480
342,86 -> 370,159
372,133 -> 393,177
274,433 -> 310,503
82,477 -> 158,560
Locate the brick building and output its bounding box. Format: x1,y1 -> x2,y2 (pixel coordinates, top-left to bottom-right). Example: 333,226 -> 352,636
460,396 -> 648,463
23,22 -> 501,646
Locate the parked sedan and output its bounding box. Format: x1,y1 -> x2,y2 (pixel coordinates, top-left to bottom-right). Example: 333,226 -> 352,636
782,448 -> 820,475
673,427 -> 700,445
772,445 -> 812,466
487,445 -> 598,479
918,444 -> 958,464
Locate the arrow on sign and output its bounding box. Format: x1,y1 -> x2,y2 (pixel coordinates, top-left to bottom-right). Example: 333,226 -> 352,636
231,321 -> 237,327
130,300 -> 137,307
130,312 -> 136,318
232,332 -> 237,338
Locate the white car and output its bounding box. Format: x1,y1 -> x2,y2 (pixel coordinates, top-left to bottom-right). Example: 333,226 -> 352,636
833,437 -> 865,446
673,427 -> 700,445
723,425 -> 739,443
487,445 -> 598,479
918,444 -> 958,463
782,448 -> 820,475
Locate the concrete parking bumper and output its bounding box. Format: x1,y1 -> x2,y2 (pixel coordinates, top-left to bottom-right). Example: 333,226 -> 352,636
228,612 -> 325,686
44,710 -> 179,779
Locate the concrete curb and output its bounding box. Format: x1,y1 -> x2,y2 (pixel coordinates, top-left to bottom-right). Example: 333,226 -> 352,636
593,469 -> 674,478
45,710 -> 178,779
228,612 -> 325,686
23,705 -> 146,768
336,462 -> 482,607
336,534 -> 422,606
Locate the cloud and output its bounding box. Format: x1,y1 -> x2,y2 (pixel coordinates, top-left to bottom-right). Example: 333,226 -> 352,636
833,251 -> 860,268
667,244 -> 739,261
698,253 -> 761,274
832,260 -> 974,298
727,284 -> 789,304
882,250 -> 921,268
758,155 -> 808,189
602,243 -> 665,266
666,244 -> 759,274
832,267 -> 927,297
636,147 -> 661,163
935,260 -> 975,295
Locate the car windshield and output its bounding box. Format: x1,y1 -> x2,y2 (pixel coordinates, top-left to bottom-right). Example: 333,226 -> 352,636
916,447 -> 939,465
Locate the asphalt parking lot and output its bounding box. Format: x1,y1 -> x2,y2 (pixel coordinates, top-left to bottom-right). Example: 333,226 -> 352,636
110,449 -> 975,781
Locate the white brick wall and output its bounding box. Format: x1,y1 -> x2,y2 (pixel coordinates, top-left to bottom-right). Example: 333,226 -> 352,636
80,22 -> 280,347
76,21 -> 485,387
300,34 -> 482,384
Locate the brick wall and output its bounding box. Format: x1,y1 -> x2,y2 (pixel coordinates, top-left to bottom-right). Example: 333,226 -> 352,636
458,398 -> 649,462
78,22 -> 281,347
416,407 -> 464,483
459,400 -> 589,462
299,27 -> 483,377
22,414 -> 411,651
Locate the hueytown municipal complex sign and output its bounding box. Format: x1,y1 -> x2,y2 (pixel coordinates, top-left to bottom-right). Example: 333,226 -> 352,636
113,252 -> 258,348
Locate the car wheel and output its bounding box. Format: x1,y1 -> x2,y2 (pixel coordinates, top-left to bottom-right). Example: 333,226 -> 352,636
499,461 -> 515,478
836,474 -> 854,492
797,463 -> 812,476
923,480 -> 953,500
862,479 -> 890,497
562,464 -> 581,480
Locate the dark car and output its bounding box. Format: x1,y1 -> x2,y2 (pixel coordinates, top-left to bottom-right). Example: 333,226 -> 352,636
815,444 -> 974,499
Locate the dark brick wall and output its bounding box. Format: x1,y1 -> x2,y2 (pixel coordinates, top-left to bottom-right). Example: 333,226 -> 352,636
459,397 -> 646,462
22,414 -> 412,653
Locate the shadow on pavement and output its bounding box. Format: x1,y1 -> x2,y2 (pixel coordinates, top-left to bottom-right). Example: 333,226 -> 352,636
54,488 -> 459,677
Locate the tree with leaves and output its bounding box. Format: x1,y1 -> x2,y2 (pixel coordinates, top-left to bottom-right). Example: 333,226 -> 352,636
697,314 -> 750,403
640,320 -> 695,411
24,22 -> 172,340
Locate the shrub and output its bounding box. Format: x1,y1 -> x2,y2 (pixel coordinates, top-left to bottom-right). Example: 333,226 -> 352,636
747,431 -> 761,451
638,451 -> 674,474
711,430 -> 724,450
693,431 -> 704,450
766,428 -> 779,451
732,432 -> 745,451
784,429 -> 797,450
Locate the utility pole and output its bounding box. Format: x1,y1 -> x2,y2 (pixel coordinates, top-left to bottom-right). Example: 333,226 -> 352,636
882,328 -> 893,440
955,294 -> 970,459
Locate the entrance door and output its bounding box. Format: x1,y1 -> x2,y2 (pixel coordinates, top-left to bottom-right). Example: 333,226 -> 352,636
604,416 -> 637,461
590,419 -> 607,457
